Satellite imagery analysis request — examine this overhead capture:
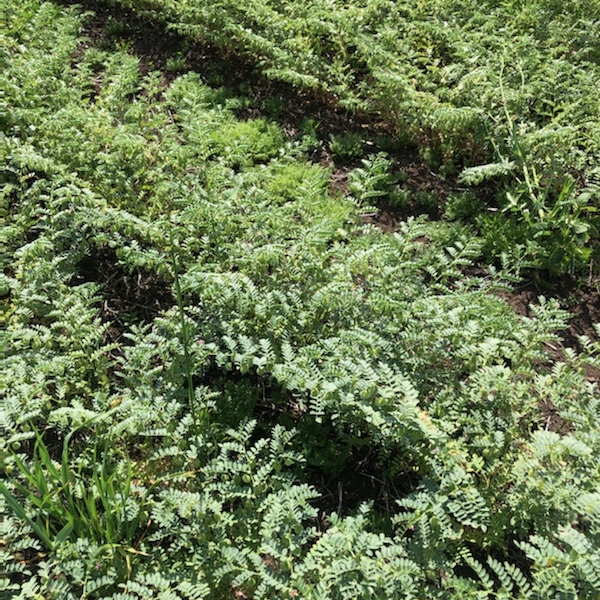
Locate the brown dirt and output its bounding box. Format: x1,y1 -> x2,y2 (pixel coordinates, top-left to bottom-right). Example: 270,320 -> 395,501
75,245 -> 173,343
498,277 -> 599,367
360,207 -> 408,233
539,397 -> 572,436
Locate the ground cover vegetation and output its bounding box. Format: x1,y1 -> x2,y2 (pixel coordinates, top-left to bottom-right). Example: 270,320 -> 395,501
114,0 -> 600,275
1,0 -> 599,598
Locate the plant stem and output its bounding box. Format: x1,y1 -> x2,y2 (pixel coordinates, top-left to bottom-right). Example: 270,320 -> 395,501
169,232 -> 208,455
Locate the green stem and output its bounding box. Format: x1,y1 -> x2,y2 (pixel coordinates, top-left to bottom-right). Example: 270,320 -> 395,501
169,232 -> 208,454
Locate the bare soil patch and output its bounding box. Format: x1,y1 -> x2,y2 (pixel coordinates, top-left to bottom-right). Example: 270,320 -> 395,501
539,397 -> 572,436
499,276 -> 600,385
75,245 -> 173,342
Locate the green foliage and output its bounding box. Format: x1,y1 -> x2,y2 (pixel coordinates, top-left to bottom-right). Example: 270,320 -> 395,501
3,1 -> 600,598
348,152 -> 396,205
2,426 -> 147,563
111,0 -> 600,272
210,118 -> 285,168
294,507 -> 422,599
462,88 -> 600,273
443,191 -> 485,222
328,132 -> 366,161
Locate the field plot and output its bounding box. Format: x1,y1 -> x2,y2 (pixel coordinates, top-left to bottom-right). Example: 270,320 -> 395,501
2,1 -> 600,598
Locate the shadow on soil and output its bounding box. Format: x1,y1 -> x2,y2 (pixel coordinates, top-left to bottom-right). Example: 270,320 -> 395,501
75,245 -> 173,342
204,368 -> 419,527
